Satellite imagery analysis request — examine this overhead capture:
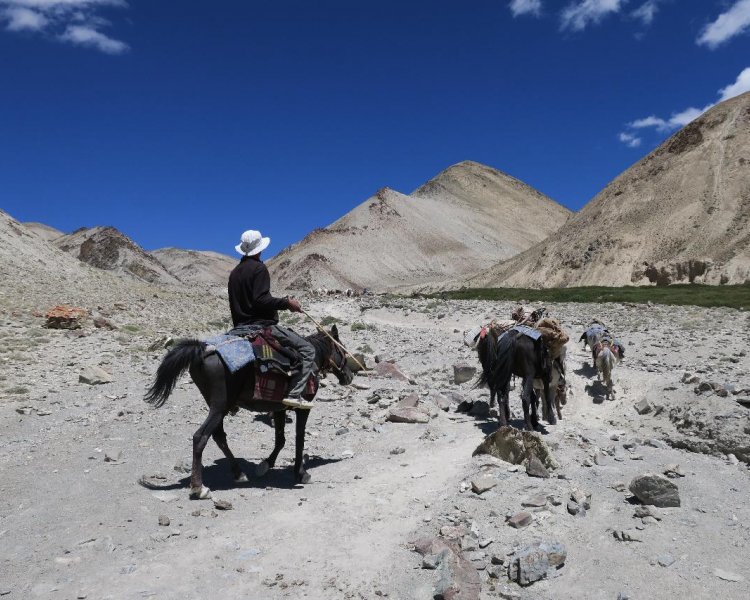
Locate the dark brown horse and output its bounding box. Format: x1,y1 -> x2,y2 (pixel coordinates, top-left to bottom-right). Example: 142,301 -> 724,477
479,329 -> 555,431
144,325 -> 354,498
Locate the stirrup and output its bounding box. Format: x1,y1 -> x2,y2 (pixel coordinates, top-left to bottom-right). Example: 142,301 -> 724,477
281,397 -> 314,410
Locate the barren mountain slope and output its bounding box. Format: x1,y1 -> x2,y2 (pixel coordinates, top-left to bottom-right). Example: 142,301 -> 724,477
23,222 -> 64,243
151,247 -> 236,287
269,161 -> 571,291
0,210 -> 82,283
54,226 -> 181,285
470,92 -> 750,288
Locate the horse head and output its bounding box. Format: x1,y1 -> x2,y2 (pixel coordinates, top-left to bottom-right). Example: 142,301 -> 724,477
326,325 -> 355,386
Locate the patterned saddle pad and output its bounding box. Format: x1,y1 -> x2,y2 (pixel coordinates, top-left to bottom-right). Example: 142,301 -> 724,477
248,330 -> 317,403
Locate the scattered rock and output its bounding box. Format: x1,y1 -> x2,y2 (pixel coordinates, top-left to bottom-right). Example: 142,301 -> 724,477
657,554 -> 675,567
521,495 -> 547,508
663,464 -> 686,478
714,569 -> 744,582
93,316 -> 117,330
431,393 -> 451,412
471,476 -> 498,495
634,399 -> 653,415
375,362 -> 409,382
506,540 -> 566,586
158,515 -> 170,526
452,364 -> 476,385
103,448 -> 122,463
525,455 -> 550,478
613,530 -> 642,542
567,501 -> 585,516
389,447 -> 405,455
629,473 -> 681,507
387,407 -> 429,424
79,365 -> 113,385
213,499 -> 233,510
148,336 -> 174,351
507,512 -> 533,529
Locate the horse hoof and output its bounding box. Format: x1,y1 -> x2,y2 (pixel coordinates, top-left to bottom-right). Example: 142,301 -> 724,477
297,472 -> 311,484
255,460 -> 270,477
189,485 -> 211,500
489,408 -> 499,418
235,472 -> 249,483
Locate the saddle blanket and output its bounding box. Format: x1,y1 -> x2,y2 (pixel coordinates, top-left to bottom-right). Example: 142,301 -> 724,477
204,334 -> 255,373
512,325 -> 542,341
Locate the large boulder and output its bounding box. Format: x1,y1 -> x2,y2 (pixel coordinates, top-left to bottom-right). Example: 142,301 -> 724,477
629,473 -> 680,507
473,426 -> 559,471
45,305 -> 88,330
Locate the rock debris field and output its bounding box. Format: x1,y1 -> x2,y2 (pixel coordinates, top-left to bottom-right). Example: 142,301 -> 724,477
1,290 -> 750,600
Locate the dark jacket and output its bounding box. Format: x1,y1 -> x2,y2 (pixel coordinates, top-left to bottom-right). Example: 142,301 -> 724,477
228,256 -> 289,326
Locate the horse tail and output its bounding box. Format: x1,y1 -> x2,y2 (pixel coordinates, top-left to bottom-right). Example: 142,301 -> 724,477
488,331 -> 516,394
476,335 -> 495,388
597,347 -> 613,386
144,340 -> 206,408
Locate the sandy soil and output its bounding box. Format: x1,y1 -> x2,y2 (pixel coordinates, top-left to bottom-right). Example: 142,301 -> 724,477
1,294 -> 749,599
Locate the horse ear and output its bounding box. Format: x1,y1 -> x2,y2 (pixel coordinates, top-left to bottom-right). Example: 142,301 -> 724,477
330,324 -> 339,338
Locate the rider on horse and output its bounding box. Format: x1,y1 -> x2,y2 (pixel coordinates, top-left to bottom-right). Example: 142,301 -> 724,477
228,229 -> 317,409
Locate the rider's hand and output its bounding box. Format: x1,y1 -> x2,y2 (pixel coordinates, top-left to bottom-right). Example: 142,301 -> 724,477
287,297 -> 302,313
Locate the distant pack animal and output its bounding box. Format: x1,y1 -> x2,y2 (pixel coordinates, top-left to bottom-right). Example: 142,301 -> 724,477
144,325 -> 354,499
580,321 -> 625,398
479,327 -> 555,431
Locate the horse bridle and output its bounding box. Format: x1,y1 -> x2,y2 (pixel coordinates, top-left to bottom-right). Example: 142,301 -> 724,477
322,341 -> 349,377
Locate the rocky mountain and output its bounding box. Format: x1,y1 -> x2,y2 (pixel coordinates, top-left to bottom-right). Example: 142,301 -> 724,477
470,92 -> 750,288
53,226 -> 181,286
23,222 -> 64,243
151,247 -> 236,287
268,161 -> 571,291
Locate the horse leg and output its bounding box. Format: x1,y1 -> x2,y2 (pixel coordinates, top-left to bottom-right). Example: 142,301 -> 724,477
520,378 -> 535,431
190,407 -> 224,499
489,387 -> 499,419
211,420 -> 247,483
497,385 -> 509,427
294,408 -> 311,484
528,380 -> 541,430
256,411 -> 286,477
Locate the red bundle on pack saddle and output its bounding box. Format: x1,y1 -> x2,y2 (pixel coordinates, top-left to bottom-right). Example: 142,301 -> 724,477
249,329 -> 318,403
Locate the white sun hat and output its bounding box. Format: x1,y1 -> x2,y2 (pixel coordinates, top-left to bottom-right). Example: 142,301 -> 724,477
235,229 -> 271,256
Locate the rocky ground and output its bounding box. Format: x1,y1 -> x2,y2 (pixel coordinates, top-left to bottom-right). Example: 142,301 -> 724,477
1,288 -> 749,599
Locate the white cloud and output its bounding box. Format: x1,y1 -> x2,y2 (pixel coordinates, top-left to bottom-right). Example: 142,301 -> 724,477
631,0 -> 660,26
59,22 -> 125,53
560,0 -> 627,32
0,0 -> 128,53
621,67 -> 750,144
618,131 -> 642,147
510,0 -> 543,17
718,67 -> 750,101
698,0 -> 750,49
4,6 -> 47,30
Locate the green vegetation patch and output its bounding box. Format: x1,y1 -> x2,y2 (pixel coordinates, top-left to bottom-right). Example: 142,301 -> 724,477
432,284 -> 750,310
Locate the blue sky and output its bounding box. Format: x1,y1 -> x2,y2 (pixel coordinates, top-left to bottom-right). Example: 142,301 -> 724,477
1,1 -> 749,258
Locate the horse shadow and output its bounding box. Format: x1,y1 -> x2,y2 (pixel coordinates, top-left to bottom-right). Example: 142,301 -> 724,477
139,455 -> 344,493
472,414 -> 552,436
574,363 -> 597,378
584,381 -> 609,404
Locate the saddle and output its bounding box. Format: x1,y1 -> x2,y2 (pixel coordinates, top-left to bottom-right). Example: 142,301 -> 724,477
247,329 -> 318,403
